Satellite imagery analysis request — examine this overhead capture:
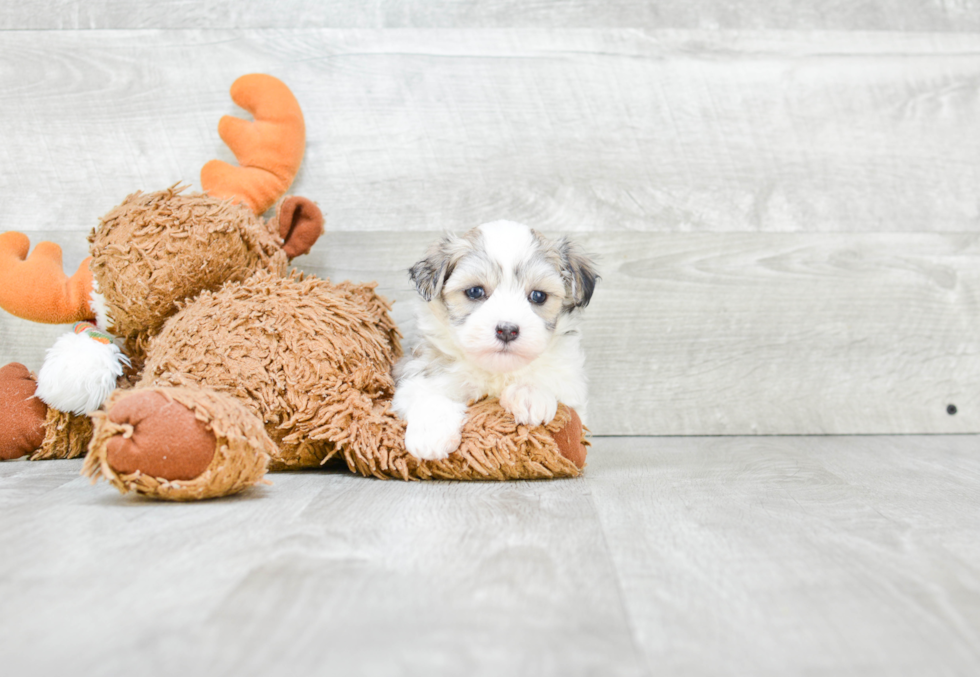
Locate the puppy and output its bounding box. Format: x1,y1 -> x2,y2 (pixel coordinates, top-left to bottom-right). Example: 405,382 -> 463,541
393,220 -> 598,460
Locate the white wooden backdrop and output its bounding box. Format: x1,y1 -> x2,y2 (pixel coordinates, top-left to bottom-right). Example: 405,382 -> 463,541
4,1 -> 980,31
0,10 -> 978,435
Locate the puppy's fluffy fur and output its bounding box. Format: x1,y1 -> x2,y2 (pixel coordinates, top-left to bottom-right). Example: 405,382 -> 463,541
393,220 -> 598,460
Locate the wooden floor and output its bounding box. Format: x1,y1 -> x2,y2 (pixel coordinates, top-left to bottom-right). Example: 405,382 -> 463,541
2,435 -> 979,676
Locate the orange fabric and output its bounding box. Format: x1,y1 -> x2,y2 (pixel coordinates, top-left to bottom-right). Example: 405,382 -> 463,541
201,74 -> 306,215
0,232 -> 95,324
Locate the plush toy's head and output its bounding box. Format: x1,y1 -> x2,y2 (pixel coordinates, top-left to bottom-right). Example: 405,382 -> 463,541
87,186 -> 324,351
0,74 -> 321,340
89,186 -> 288,340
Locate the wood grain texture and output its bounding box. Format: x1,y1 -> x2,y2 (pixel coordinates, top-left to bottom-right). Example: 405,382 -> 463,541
0,30 -> 978,235
3,230 -> 976,436
2,435 -> 979,676
589,435 -> 980,676
0,459 -> 645,677
3,1 -> 980,31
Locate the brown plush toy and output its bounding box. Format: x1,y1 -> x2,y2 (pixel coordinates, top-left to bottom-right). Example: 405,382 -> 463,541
0,74 -> 588,500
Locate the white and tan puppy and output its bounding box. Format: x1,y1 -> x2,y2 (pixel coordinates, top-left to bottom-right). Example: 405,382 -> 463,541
393,220 -> 598,460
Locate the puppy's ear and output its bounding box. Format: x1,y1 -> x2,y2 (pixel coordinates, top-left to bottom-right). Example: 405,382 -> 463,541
558,238 -> 599,309
409,234 -> 467,302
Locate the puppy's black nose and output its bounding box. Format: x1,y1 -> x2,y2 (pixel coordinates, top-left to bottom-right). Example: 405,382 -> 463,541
495,323 -> 520,343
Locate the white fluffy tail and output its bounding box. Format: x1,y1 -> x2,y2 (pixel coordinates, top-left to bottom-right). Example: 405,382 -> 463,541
36,323 -> 130,415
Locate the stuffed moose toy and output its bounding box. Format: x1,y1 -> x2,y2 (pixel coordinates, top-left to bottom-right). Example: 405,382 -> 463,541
0,74 -> 588,500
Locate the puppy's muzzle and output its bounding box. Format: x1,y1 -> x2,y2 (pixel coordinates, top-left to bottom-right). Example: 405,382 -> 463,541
495,323 -> 520,344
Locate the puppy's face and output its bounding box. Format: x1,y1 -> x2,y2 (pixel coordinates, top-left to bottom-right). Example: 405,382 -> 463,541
410,220 -> 597,374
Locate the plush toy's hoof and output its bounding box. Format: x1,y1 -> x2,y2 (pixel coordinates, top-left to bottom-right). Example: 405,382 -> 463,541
0,363 -> 48,460
85,386 -> 275,500
103,390 -> 217,480
552,408 -> 588,469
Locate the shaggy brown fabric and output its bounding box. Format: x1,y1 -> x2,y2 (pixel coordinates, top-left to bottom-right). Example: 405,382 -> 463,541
133,268 -> 584,486
89,185 -> 288,349
334,399 -> 584,481
104,390 -> 217,481
435,401 -> 585,480
85,386 -> 274,501
138,270 -> 402,471
33,408 -> 93,460
0,363 -> 47,460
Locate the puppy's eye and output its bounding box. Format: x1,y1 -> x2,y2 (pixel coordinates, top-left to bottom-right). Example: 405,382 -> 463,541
529,290 -> 548,305
465,286 -> 486,300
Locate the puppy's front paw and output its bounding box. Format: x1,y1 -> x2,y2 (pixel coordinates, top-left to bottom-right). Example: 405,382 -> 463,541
500,384 -> 558,426
404,402 -> 466,461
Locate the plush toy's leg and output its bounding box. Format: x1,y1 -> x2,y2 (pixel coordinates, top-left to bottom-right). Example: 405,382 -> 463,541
32,409 -> 94,461
84,386 -> 275,500
0,363 -> 47,460
322,393 -> 588,481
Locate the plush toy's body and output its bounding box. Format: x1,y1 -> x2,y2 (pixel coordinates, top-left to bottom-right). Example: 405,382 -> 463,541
0,75 -> 587,499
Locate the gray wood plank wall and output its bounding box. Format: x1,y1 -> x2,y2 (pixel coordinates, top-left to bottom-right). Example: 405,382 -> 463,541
4,1 -> 980,31
0,25 -> 977,435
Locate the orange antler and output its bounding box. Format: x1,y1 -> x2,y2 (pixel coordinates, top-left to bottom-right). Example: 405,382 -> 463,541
201,74 -> 306,215
0,232 -> 95,324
